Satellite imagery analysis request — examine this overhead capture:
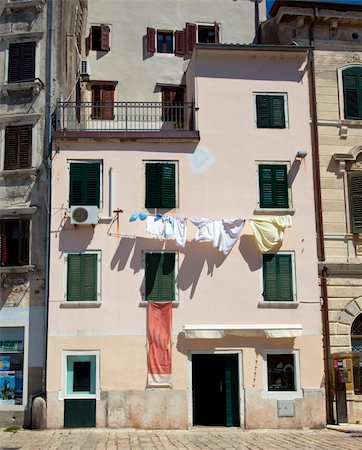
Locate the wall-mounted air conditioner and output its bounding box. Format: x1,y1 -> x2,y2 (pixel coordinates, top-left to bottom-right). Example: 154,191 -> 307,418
80,59 -> 91,76
70,205 -> 98,225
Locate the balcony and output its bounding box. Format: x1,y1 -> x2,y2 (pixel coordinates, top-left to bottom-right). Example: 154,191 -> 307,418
53,102 -> 199,141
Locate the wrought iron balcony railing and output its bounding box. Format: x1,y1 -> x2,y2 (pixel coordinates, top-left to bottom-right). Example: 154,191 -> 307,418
54,102 -> 196,132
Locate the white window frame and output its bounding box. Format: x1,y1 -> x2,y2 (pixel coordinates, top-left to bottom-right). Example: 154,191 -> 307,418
140,250 -> 179,307
67,159 -> 103,210
143,160 -> 179,211
60,350 -> 100,400
62,250 -> 102,307
263,349 -> 302,400
259,251 -> 297,306
155,29 -> 175,57
255,161 -> 294,213
337,64 -> 362,122
253,92 -> 289,129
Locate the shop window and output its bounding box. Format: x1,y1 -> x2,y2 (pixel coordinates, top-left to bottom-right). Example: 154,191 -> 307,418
145,161 -> 176,209
4,126 -> 32,170
348,171 -> 362,233
342,66 -> 362,120
0,327 -> 24,405
8,42 -> 36,83
351,314 -> 362,392
69,161 -> 101,207
258,164 -> 289,209
161,87 -> 184,123
145,252 -> 176,302
255,94 -> 286,128
157,30 -> 173,53
263,253 -> 294,302
267,353 -> 296,391
66,253 -> 100,302
91,85 -> 114,120
66,355 -> 97,395
89,25 -> 110,52
0,219 -> 30,267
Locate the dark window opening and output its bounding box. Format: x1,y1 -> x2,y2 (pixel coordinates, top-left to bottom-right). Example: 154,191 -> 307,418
0,219 -> 30,267
198,25 -> 216,43
157,31 -> 173,53
267,354 -> 296,391
90,25 -> 110,52
91,85 -> 115,120
162,87 -> 184,123
73,361 -> 91,392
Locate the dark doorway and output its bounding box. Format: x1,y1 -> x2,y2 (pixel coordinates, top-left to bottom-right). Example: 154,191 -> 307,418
192,354 -> 240,427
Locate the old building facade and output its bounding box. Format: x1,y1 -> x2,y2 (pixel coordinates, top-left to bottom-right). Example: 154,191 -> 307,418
261,0 -> 362,426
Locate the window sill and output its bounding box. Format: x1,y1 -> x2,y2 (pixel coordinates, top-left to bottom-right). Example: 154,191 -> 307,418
0,265 -> 34,274
254,208 -> 295,215
60,301 -> 101,309
139,301 -> 179,308
258,301 -> 298,309
0,31 -> 43,42
0,206 -> 37,217
1,79 -> 44,96
0,168 -> 37,178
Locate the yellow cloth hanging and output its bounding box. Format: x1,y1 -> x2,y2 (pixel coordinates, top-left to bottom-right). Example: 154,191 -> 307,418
249,216 -> 292,253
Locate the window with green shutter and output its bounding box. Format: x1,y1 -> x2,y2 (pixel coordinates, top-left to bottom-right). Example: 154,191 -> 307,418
67,253 -> 98,301
69,162 -> 101,207
263,253 -> 294,301
349,172 -> 362,233
256,94 -> 286,128
145,162 -> 176,209
259,164 -> 289,208
145,252 -> 176,302
342,67 -> 362,120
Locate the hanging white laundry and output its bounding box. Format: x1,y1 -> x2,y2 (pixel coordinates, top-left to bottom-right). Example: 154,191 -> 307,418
145,215 -> 164,237
190,218 -> 216,241
163,217 -> 175,239
173,218 -> 188,247
216,219 -> 245,255
249,216 -> 292,253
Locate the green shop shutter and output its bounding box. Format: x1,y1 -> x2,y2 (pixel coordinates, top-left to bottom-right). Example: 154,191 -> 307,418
69,162 -> 100,206
67,254 -> 97,301
146,253 -> 175,301
259,165 -> 288,208
343,67 -> 362,120
263,254 -> 293,301
349,172 -> 362,233
64,399 -> 96,428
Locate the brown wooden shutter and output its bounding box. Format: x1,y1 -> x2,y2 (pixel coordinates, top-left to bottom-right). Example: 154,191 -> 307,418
18,126 -> 32,168
4,127 -> 19,170
91,86 -> 101,119
22,42 -> 36,81
214,22 -> 220,43
186,23 -> 197,55
100,24 -> 110,51
5,126 -> 32,170
102,86 -> 114,120
146,27 -> 156,54
162,90 -> 177,121
175,30 -> 185,56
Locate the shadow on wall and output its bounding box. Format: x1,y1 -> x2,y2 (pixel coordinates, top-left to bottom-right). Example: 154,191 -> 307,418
238,234 -> 262,272
58,219 -> 95,253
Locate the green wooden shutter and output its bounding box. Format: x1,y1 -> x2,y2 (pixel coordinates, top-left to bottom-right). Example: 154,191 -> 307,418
343,67 -> 362,120
270,96 -> 286,128
349,172 -> 362,233
145,253 -> 175,301
69,162 -> 100,206
259,165 -> 288,208
263,254 -> 293,301
256,95 -> 285,128
256,95 -> 271,128
161,163 -> 176,208
67,254 -> 97,301
145,163 -> 162,208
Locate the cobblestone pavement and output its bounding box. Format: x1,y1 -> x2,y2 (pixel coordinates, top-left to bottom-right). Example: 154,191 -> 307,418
0,428 -> 362,450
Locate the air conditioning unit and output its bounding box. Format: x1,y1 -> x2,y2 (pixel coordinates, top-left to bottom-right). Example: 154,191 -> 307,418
80,59 -> 91,76
70,205 -> 98,225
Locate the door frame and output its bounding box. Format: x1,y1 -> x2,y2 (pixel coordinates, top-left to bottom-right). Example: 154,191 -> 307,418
188,349 -> 244,428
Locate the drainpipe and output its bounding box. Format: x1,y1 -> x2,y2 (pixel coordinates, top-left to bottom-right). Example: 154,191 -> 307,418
253,0 -> 261,44
43,0 -> 54,403
308,8 -> 333,424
